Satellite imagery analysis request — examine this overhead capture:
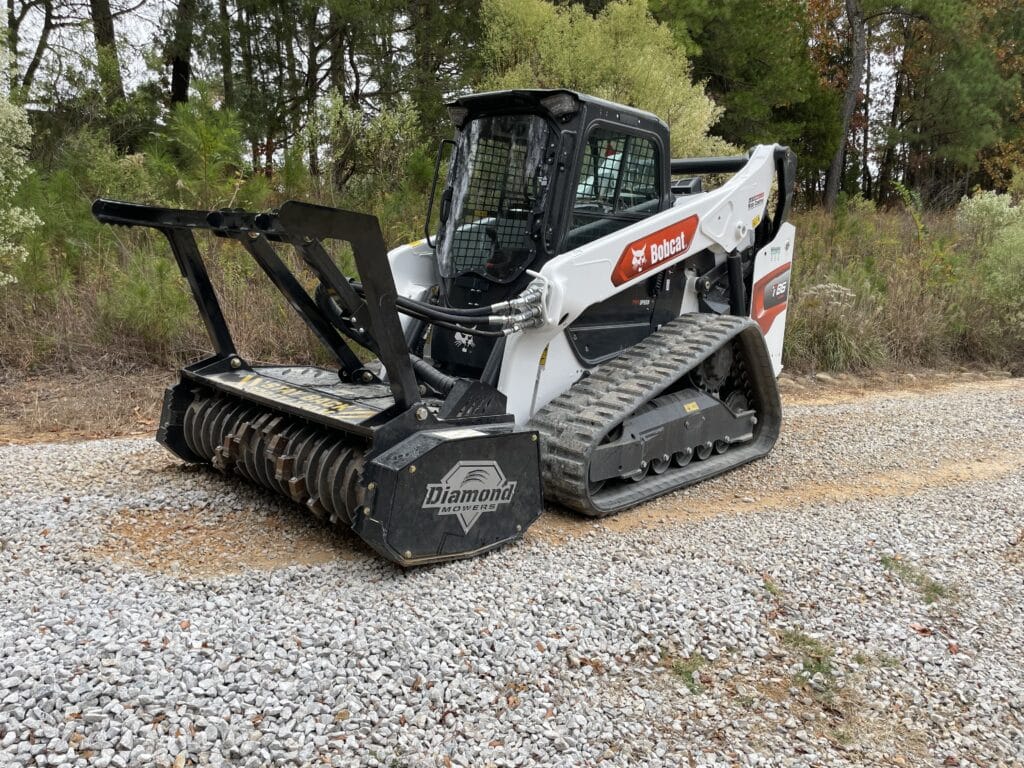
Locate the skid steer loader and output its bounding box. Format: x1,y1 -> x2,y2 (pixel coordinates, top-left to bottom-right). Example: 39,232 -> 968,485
93,89 -> 796,566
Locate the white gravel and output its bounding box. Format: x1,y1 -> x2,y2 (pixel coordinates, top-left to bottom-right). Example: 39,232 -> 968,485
1,379 -> 1022,767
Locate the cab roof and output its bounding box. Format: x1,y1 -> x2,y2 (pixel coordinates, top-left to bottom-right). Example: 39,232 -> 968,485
446,89 -> 668,133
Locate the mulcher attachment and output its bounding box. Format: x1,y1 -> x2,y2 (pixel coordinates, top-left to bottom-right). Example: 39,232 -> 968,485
93,199 -> 542,566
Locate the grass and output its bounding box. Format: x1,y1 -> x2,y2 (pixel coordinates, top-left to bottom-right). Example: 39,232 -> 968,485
762,574 -> 784,598
880,553 -> 954,603
661,650 -> 708,694
779,629 -> 835,687
786,198 -> 1024,374
852,649 -> 900,669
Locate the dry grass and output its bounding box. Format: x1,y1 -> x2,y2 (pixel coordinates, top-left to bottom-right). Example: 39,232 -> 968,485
0,369 -> 169,443
0,233 -> 338,373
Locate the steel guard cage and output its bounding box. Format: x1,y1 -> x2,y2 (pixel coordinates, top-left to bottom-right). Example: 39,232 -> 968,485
91,199 -> 423,415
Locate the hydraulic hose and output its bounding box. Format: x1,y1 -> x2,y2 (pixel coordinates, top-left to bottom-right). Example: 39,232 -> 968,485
410,356 -> 458,394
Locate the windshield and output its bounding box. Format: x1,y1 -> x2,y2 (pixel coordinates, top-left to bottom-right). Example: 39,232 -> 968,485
437,113 -> 551,283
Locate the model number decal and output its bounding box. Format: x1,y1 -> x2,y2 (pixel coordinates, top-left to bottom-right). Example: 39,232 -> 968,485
611,215 -> 699,286
751,263 -> 792,335
763,270 -> 790,309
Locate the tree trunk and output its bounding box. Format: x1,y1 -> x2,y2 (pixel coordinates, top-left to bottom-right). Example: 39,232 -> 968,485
238,8 -> 259,171
168,0 -> 197,104
6,0 -> 19,92
88,0 -> 125,102
824,0 -> 866,211
217,0 -> 233,107
304,9 -> 320,177
861,25 -> 872,199
22,0 -> 53,92
327,11 -> 347,97
877,23 -> 908,205
409,0 -> 440,134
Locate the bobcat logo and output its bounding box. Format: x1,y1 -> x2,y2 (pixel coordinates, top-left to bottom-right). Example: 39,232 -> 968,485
631,245 -> 647,272
453,331 -> 475,352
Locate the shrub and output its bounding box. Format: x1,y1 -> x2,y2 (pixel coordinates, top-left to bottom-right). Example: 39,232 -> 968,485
144,90 -> 253,209
955,190 -> 1022,252
785,282 -> 887,371
961,218 -> 1024,364
327,100 -> 424,196
96,249 -> 194,361
0,88 -> 41,286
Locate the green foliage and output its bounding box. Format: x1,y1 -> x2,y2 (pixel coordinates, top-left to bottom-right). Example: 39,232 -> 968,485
963,216 -> 1024,362
893,181 -> 925,243
0,86 -> 40,286
96,250 -> 193,359
144,90 -> 254,209
479,0 -> 730,156
651,0 -> 840,174
327,99 -> 424,197
900,13 -> 1013,169
326,98 -> 433,246
955,190 -> 1022,250
1009,169 -> 1024,205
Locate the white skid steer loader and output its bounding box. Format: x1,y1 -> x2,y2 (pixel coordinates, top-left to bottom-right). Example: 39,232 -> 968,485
93,89 -> 797,566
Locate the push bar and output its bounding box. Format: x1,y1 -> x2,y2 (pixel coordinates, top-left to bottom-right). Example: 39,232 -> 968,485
91,199 -> 423,412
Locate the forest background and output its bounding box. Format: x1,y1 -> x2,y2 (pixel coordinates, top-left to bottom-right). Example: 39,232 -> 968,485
2,0 -> 1023,374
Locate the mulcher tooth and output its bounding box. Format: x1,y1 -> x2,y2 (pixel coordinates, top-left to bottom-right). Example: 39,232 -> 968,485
286,476 -> 308,502
275,455 -> 295,483
306,497 -> 328,520
212,446 -> 229,471
223,433 -> 240,462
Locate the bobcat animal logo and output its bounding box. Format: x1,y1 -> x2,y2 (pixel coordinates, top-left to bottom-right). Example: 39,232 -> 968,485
631,245 -> 647,272
453,331 -> 475,352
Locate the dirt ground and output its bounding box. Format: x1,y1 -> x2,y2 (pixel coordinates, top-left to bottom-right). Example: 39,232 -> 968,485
0,369 -> 170,444
0,366 -> 1012,445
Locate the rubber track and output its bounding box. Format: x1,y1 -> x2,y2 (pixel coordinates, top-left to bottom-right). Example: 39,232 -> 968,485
530,313 -> 782,516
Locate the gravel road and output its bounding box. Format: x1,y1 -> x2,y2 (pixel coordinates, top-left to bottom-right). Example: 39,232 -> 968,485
1,377 -> 1022,767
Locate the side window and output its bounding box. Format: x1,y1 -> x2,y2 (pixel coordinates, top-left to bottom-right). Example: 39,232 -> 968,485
563,127 -> 661,252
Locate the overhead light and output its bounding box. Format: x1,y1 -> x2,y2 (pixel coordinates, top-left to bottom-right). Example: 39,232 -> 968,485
540,92 -> 579,118
448,106 -> 469,129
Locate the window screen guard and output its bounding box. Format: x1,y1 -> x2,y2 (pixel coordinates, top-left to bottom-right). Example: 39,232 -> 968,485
437,114 -> 551,283
564,127 -> 661,253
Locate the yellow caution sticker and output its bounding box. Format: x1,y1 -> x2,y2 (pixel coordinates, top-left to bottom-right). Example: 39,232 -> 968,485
752,214 -> 762,228
684,401 -> 700,413
226,374 -> 378,422
539,345 -> 549,367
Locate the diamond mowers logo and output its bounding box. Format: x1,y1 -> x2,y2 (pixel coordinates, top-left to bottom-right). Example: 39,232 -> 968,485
422,461 -> 517,533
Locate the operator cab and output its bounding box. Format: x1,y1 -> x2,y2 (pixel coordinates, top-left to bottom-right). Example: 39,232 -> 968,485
428,89 -> 674,374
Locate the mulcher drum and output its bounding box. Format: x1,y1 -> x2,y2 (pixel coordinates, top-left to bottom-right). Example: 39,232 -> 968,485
160,361 -> 543,567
